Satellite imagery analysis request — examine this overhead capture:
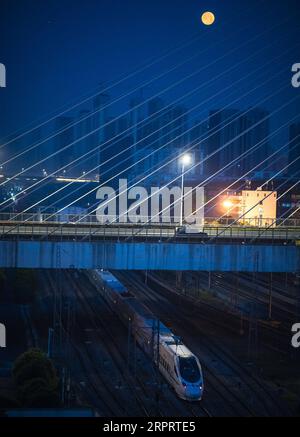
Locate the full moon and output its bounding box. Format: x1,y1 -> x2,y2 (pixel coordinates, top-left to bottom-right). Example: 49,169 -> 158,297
201,11 -> 215,26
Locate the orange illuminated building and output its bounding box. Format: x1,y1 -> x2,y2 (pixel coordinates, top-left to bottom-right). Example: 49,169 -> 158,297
221,189 -> 277,227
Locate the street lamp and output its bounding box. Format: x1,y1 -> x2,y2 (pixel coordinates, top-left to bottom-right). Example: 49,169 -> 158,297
179,153 -> 192,226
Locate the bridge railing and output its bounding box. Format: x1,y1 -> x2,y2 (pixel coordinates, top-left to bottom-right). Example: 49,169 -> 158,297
0,222 -> 299,242
0,213 -> 299,227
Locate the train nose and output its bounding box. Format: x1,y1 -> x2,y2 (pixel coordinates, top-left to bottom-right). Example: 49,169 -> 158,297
185,384 -> 202,400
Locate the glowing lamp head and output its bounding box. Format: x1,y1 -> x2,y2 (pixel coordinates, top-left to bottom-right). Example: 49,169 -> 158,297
223,200 -> 233,209
180,154 -> 192,166
201,11 -> 215,26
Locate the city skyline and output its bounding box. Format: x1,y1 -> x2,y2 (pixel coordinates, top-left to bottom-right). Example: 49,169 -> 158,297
1,98 -> 297,182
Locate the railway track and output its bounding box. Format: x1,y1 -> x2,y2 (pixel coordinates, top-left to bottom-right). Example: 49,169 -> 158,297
116,272 -> 246,416
44,270 -> 128,416
116,271 -> 292,417
63,270 -> 154,416
211,272 -> 298,322
181,270 -> 296,324
68,269 -> 208,417
152,271 -> 294,356
150,272 -> 294,416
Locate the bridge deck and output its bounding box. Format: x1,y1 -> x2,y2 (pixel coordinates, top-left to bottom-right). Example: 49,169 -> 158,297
0,239 -> 299,272
0,221 -> 299,243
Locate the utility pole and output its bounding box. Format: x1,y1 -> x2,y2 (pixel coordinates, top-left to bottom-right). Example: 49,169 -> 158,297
47,328 -> 54,358
176,271 -> 182,289
65,287 -> 75,407
179,154 -> 192,226
247,252 -> 259,361
53,246 -> 68,405
208,271 -> 212,290
235,273 -> 239,310
268,271 -> 273,320
127,318 -> 132,371
155,318 -> 160,416
53,246 -> 63,360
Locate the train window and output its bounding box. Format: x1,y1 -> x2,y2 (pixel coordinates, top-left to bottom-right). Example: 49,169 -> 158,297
178,357 -> 200,383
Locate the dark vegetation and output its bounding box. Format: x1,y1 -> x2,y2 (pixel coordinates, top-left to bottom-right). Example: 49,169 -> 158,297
12,348 -> 60,407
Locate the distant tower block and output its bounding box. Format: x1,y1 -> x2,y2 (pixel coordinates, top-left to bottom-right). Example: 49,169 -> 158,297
93,91 -> 110,175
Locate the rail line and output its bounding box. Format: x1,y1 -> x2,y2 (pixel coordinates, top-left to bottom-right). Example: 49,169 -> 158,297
116,272 -> 250,416
68,269 -> 208,417
45,270 -> 127,416
210,272 -> 297,322
146,272 -> 293,416
63,270 -> 153,416
117,271 -> 291,416
150,271 -> 294,356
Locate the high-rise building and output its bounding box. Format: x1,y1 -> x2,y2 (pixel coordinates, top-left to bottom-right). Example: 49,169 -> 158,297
242,108 -> 270,174
132,99 -> 188,185
92,92 -> 110,171
54,116 -> 74,176
130,92 -> 145,136
205,109 -> 240,177
205,108 -> 270,178
101,112 -> 133,185
23,126 -> 43,176
189,120 -> 208,178
75,110 -> 95,178
288,122 -> 300,178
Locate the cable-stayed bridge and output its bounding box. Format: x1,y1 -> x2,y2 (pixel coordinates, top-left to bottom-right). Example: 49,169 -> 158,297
0,215 -> 299,272
0,9 -> 299,274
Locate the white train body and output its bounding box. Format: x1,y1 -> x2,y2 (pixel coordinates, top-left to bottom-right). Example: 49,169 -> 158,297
90,270 -> 204,401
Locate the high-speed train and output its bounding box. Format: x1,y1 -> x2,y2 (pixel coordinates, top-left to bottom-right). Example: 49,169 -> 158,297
89,269 -> 204,401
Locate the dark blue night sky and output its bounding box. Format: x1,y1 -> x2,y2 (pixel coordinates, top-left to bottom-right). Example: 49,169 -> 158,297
0,0 -> 300,147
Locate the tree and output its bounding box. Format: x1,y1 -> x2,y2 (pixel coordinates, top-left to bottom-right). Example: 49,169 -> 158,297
18,378 -> 60,407
12,348 -> 60,407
